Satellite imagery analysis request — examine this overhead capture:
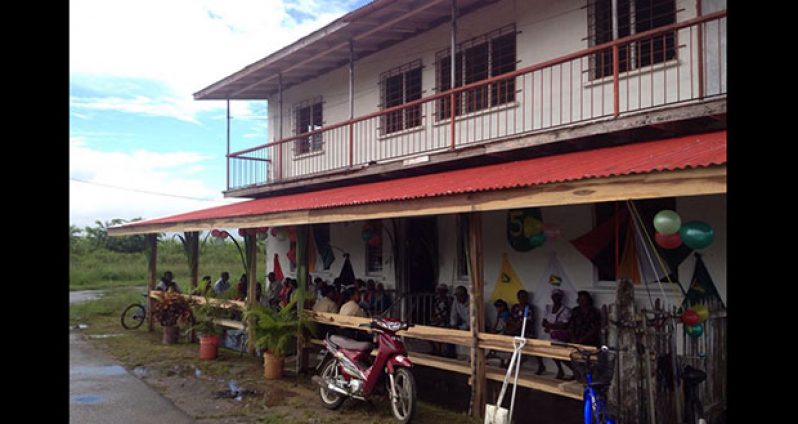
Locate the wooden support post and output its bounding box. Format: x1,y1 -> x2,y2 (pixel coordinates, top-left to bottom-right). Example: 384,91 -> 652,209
614,278 -> 641,422
295,225 -> 309,374
466,212 -> 486,418
147,234 -> 157,332
189,231 -> 199,290
246,232 -> 258,354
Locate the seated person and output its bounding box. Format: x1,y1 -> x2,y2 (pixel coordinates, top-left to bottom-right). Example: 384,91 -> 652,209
339,288 -> 367,318
155,271 -> 181,293
312,286 -> 339,314
492,299 -> 511,334
189,275 -> 212,296
234,273 -> 248,301
213,272 -> 231,295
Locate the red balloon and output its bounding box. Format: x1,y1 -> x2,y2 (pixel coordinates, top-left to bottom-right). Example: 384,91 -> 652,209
211,229 -> 220,238
655,231 -> 683,249
220,231 -> 230,239
258,227 -> 269,234
367,234 -> 382,247
270,227 -> 279,237
681,309 -> 700,326
238,228 -> 246,237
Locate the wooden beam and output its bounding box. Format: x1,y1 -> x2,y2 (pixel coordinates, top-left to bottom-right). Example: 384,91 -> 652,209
466,212 -> 486,418
189,232 -> 199,290
296,226 -> 310,373
147,234 -> 157,331
108,166 -> 726,236
246,233 -> 257,354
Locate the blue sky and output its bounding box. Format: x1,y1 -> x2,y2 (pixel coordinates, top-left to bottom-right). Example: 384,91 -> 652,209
70,0 -> 371,229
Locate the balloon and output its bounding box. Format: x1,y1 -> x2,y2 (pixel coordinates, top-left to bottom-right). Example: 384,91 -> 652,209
367,234 -> 381,247
270,227 -> 279,237
211,229 -> 220,238
692,304 -> 710,323
258,227 -> 269,234
286,248 -> 296,264
685,323 -> 704,337
238,228 -> 246,237
542,223 -> 562,241
522,216 -> 543,237
653,210 -> 682,235
528,232 -> 546,247
220,231 -> 229,239
679,221 -> 715,250
655,231 -> 683,249
681,309 -> 700,326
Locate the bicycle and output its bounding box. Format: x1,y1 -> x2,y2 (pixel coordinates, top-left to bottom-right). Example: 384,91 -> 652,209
552,342 -> 619,424
681,354 -> 708,424
120,294 -> 149,330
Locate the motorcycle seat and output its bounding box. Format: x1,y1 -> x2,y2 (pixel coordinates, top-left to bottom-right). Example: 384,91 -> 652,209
330,335 -> 374,352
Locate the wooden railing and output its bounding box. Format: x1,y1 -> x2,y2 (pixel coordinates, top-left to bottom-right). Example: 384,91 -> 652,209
227,11 -> 726,190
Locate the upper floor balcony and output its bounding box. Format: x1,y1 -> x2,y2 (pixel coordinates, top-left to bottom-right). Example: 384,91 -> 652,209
215,6 -> 726,197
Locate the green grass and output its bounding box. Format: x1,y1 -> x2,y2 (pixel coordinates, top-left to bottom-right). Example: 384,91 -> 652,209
70,239 -> 250,291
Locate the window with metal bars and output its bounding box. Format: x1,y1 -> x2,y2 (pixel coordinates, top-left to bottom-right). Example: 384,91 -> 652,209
435,25 -> 516,120
589,0 -> 677,80
365,220 -> 383,274
294,98 -> 323,154
380,60 -> 423,134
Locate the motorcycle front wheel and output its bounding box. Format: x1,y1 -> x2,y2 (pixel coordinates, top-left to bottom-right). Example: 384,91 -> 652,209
318,360 -> 345,410
389,367 -> 416,423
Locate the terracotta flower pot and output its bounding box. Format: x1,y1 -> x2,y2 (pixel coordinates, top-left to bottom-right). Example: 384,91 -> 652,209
263,351 -> 284,380
199,335 -> 221,360
162,326 -> 180,344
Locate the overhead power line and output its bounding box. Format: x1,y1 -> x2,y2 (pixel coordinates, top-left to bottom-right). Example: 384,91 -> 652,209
70,177 -> 237,203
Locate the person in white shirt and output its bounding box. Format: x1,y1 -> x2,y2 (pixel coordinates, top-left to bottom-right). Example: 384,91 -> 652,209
155,271 -> 181,293
213,272 -> 231,295
313,286 -> 339,314
449,285 -> 470,330
542,288 -> 574,380
339,288 -> 367,318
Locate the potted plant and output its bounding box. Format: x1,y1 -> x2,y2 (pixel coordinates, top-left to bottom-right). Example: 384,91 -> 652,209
244,305 -> 315,379
185,297 -> 229,359
151,291 -> 193,344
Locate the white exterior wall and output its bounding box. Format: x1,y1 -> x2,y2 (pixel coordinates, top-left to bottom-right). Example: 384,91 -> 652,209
266,219 -> 396,288
265,194 -> 725,331
264,0 -> 725,180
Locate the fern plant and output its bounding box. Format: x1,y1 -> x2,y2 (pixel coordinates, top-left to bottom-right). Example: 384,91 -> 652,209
185,297 -> 230,337
243,305 -> 316,357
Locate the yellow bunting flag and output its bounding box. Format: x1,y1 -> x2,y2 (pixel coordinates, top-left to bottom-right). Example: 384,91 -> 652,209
490,253 -> 526,304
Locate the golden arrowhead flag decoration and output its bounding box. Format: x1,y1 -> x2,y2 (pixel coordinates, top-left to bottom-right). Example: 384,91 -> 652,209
490,253 -> 526,305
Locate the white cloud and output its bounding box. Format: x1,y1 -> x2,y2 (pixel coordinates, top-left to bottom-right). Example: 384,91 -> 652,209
69,137 -> 242,228
70,0 -> 352,102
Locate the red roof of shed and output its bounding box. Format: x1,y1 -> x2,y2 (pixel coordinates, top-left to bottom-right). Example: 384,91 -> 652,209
122,131 -> 726,229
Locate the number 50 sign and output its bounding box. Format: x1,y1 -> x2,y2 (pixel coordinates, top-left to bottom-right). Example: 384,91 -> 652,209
507,208 -> 546,252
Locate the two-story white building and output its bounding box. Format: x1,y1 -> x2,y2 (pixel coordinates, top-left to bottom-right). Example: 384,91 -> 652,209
112,0 -> 726,420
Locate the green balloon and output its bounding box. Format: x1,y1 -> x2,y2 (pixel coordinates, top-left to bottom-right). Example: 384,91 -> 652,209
528,232 -> 546,247
685,323 -> 704,337
679,221 -> 715,250
653,210 -> 682,235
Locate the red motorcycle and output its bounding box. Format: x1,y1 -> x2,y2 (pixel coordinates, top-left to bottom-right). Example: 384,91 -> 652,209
312,318 -> 417,423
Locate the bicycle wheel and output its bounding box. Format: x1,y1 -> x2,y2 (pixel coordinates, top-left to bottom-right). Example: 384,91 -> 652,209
121,304 -> 146,330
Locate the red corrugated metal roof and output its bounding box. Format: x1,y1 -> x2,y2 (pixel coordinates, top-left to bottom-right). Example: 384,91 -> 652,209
123,131 -> 726,228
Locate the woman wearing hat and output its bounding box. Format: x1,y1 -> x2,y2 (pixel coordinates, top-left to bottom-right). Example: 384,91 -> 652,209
542,288 -> 574,379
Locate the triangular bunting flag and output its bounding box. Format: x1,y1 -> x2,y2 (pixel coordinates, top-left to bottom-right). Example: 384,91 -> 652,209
490,253 -> 526,305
